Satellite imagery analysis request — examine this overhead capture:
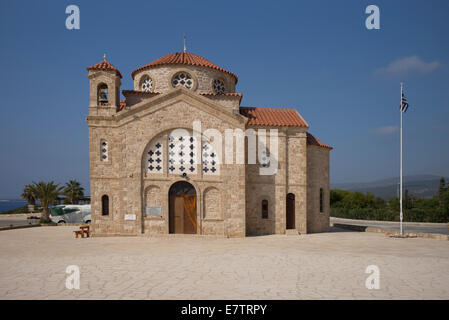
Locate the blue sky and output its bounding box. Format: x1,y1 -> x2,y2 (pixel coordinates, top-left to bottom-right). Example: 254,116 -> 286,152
0,0 -> 448,198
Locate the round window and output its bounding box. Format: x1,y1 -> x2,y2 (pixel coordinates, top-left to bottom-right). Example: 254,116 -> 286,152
141,76 -> 153,92
172,72 -> 193,89
213,79 -> 226,94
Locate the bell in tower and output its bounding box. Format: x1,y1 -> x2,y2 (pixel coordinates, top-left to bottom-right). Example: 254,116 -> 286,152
87,53 -> 122,112
97,84 -> 109,104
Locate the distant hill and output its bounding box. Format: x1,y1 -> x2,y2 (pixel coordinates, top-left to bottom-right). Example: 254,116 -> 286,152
331,175 -> 447,200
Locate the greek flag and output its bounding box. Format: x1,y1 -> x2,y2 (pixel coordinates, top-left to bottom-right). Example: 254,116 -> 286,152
400,92 -> 409,112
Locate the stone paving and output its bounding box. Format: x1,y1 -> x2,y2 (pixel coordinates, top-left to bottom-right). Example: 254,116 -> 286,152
0,226 -> 448,299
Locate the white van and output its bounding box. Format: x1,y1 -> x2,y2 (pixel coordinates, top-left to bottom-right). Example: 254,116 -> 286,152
49,205 -> 91,224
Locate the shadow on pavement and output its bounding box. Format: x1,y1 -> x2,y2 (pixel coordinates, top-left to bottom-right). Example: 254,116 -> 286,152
329,226 -> 359,233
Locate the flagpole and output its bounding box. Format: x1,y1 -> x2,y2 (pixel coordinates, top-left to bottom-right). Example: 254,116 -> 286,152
400,82 -> 403,236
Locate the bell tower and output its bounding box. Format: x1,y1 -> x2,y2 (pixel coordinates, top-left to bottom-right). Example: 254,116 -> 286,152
87,54 -> 122,115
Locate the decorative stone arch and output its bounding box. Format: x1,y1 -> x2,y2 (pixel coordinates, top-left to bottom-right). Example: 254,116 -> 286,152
169,178 -> 201,201
135,71 -> 157,92
168,180 -> 201,234
90,72 -> 115,86
96,81 -> 109,89
91,72 -> 114,84
140,126 -> 201,162
203,186 -> 222,220
169,179 -> 202,217
139,126 -> 212,178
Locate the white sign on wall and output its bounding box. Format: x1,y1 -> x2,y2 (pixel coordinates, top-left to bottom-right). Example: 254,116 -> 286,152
146,206 -> 162,216
124,214 -> 136,221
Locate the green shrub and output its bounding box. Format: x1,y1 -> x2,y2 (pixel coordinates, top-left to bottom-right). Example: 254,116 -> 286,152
330,188 -> 449,223
331,208 -> 398,221
331,207 -> 448,223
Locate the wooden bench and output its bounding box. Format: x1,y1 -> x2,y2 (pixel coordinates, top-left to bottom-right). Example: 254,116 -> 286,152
74,225 -> 90,238
80,225 -> 90,238
74,230 -> 84,238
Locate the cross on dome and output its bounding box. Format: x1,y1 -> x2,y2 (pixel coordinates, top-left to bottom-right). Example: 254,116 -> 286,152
183,34 -> 187,53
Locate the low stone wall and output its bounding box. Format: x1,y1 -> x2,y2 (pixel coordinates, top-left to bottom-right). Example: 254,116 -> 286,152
0,213 -> 41,218
332,222 -> 449,241
0,224 -> 41,232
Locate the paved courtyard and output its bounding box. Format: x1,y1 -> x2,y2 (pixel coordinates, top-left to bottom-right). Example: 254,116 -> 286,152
0,226 -> 448,299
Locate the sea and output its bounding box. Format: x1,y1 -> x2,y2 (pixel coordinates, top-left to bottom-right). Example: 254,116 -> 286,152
0,200 -> 27,213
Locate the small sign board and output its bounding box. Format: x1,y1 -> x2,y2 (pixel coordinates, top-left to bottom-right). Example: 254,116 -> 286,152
124,214 -> 136,221
146,206 -> 162,216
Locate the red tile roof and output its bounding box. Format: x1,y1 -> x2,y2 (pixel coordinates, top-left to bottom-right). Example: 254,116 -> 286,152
201,92 -> 243,103
239,107 -> 309,128
307,132 -> 333,150
87,59 -> 122,78
121,90 -> 242,103
201,92 -> 242,97
131,52 -> 238,83
122,90 -> 161,97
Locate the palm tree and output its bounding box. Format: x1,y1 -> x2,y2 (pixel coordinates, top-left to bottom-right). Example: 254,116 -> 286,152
21,184 -> 36,212
30,181 -> 63,223
63,180 -> 84,204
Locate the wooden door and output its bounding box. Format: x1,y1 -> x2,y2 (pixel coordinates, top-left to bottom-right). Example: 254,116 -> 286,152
174,196 -> 185,233
286,193 -> 295,229
169,195 -> 185,233
183,195 -> 197,234
169,195 -> 175,233
169,194 -> 196,234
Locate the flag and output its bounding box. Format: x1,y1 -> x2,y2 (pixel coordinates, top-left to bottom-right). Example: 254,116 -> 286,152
400,92 -> 409,112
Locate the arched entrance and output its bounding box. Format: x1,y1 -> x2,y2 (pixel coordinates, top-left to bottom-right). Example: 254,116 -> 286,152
169,181 -> 197,234
286,193 -> 295,229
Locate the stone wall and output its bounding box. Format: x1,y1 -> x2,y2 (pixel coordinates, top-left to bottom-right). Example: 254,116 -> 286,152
245,129 -> 308,236
133,65 -> 236,96
286,130 -> 308,234
306,145 -> 330,233
87,65 -> 330,238
88,89 -> 247,237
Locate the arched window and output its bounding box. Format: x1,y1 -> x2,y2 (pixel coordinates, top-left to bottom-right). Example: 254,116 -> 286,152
320,188 -> 324,213
145,129 -> 224,177
141,76 -> 153,92
101,195 -> 109,216
97,83 -> 109,104
172,72 -> 193,89
261,199 -> 268,219
212,79 -> 226,94
286,193 -> 295,229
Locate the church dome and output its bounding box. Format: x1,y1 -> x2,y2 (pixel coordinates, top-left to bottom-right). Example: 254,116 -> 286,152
131,52 -> 238,84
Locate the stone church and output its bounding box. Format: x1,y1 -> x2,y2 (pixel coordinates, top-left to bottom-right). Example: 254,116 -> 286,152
86,51 -> 332,237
